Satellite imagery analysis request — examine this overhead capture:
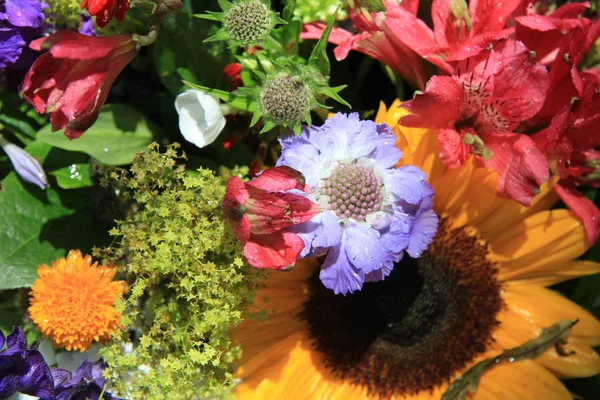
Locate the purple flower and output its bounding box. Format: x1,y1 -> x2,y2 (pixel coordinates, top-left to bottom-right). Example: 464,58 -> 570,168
0,134 -> 48,189
53,360 -> 121,400
0,327 -> 54,399
78,14 -> 97,37
1,328 -> 120,399
0,0 -> 44,71
276,113 -> 438,295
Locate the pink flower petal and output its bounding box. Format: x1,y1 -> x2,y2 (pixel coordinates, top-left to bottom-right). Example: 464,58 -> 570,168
555,181 -> 600,244
243,231 -> 305,270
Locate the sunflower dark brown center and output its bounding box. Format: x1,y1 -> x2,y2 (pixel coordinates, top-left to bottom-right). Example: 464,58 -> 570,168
301,218 -> 503,398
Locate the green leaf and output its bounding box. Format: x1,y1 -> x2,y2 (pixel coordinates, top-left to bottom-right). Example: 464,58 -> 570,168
184,81 -> 257,112
153,12 -> 229,95
357,0 -> 386,12
442,320 -> 577,400
308,6 -> 339,77
0,173 -> 75,290
50,164 -> 93,189
36,104 -> 159,166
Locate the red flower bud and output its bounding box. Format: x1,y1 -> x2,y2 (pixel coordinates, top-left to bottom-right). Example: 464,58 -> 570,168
223,62 -> 242,78
21,32 -> 139,140
223,166 -> 320,269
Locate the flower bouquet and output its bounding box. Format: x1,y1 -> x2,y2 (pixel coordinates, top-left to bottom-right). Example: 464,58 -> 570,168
1,0 -> 600,399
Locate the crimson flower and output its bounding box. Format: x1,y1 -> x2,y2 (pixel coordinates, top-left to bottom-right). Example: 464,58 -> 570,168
222,166 -> 321,270
533,70 -> 600,244
21,31 -> 139,139
301,0 -> 429,89
401,39 -> 550,206
81,0 -> 130,28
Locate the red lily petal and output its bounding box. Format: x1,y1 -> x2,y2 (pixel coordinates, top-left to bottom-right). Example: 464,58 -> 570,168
243,231 -> 305,270
470,0 -> 522,34
247,166 -> 309,192
445,29 -> 514,62
532,107 -> 572,178
483,133 -> 550,206
555,181 -> 600,244
438,127 -> 472,168
400,76 -> 463,128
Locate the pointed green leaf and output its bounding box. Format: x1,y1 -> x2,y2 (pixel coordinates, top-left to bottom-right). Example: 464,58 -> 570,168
250,110 -> 262,127
204,29 -> 230,43
259,120 -> 277,133
308,6 -> 339,77
183,81 -> 257,112
319,85 -> 351,108
194,12 -> 223,22
442,320 -> 578,400
357,0 -> 387,12
282,0 -> 297,22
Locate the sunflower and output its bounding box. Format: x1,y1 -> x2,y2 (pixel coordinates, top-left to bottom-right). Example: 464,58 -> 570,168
233,100 -> 600,399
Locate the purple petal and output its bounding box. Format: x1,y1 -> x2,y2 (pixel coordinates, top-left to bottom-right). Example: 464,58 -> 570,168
0,330 -> 5,349
364,259 -> 395,282
79,14 -> 98,37
311,210 -> 343,249
344,225 -> 389,274
6,327 -> 27,351
0,140 -> 48,189
276,141 -> 321,187
0,27 -> 25,69
379,212 -> 411,258
323,113 -> 378,160
385,165 -> 428,205
319,236 -> 364,295
407,209 -> 439,258
0,0 -> 44,28
373,123 -> 402,169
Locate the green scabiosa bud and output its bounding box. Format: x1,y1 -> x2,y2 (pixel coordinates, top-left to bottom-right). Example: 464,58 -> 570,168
198,0 -> 284,48
259,74 -> 312,126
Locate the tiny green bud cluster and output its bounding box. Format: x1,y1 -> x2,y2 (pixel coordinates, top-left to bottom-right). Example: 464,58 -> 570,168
259,74 -> 312,125
226,0 -> 273,47
321,162 -> 383,221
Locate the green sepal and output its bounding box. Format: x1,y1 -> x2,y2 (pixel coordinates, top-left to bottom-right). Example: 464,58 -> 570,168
183,81 -> 257,112
217,0 -> 233,12
357,0 -> 387,12
307,6 -> 339,77
305,112 -> 312,127
250,110 -> 262,127
194,12 -> 224,22
291,123 -> 302,135
318,85 -> 351,108
442,320 -> 578,400
282,0 -> 297,22
203,29 -> 230,43
259,120 -> 277,133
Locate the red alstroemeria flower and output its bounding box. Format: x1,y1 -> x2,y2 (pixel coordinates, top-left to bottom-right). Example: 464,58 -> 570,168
223,166 -> 321,270
301,0 -> 429,89
515,2 -> 595,66
81,0 -> 130,28
21,31 -> 139,140
401,39 -> 550,206
302,0 -> 522,82
533,71 -> 600,243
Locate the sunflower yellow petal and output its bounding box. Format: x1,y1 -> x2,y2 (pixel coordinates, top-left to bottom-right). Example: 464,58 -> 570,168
488,210 -> 588,269
503,284 -> 600,346
500,260 -> 600,286
478,360 -> 570,400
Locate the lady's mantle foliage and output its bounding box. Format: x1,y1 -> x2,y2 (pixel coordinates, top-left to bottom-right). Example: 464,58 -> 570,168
96,144 -> 265,399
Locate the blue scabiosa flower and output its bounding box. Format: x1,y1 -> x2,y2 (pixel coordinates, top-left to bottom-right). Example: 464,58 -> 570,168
276,113 -> 438,295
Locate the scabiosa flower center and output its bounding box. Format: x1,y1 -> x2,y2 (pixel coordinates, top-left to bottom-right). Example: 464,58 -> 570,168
226,0 -> 272,47
302,218 -> 502,397
260,75 -> 311,124
320,162 -> 383,221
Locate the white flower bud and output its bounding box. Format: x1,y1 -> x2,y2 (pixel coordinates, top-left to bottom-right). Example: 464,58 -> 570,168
174,89 -> 226,149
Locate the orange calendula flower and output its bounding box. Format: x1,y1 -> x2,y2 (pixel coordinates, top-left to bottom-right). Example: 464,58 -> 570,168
29,250 -> 128,352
